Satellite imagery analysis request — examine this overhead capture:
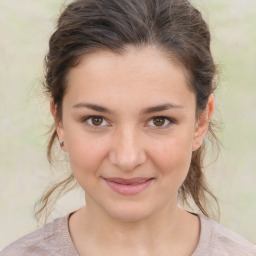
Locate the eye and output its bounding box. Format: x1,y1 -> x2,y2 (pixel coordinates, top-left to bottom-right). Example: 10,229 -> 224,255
152,117 -> 166,126
82,115 -> 109,129
147,116 -> 175,129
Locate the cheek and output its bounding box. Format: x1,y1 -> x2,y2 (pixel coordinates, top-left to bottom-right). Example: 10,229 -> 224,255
150,139 -> 193,197
150,133 -> 193,178
66,136 -> 111,193
65,131 -> 109,175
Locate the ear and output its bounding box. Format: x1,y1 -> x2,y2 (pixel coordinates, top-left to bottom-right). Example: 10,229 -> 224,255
192,94 -> 215,151
50,99 -> 67,152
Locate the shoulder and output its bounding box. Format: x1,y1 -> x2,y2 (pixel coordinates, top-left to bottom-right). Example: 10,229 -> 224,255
1,214 -> 78,256
194,215 -> 256,256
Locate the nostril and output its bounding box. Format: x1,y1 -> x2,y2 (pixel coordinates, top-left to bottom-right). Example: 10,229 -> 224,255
108,148 -> 146,171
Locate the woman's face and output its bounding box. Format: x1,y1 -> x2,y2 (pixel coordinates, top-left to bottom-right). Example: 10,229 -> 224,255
55,46 -> 211,221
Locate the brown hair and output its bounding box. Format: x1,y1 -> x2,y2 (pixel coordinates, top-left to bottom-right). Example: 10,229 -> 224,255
35,0 -> 220,222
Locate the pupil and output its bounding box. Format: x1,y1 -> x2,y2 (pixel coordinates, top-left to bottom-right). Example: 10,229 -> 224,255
92,117 -> 103,126
153,117 -> 165,126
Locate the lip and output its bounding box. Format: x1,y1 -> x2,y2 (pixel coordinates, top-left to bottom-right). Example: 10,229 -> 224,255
103,177 -> 154,196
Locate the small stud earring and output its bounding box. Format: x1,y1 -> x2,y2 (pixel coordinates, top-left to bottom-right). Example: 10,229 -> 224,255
60,141 -> 64,148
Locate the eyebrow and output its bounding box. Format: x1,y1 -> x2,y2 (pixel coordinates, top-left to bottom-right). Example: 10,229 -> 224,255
142,103 -> 183,114
72,102 -> 183,115
72,103 -> 112,113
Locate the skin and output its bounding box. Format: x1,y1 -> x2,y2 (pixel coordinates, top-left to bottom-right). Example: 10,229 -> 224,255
51,46 -> 214,256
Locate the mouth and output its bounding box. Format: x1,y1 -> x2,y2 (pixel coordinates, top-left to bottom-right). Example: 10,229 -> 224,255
103,177 -> 155,196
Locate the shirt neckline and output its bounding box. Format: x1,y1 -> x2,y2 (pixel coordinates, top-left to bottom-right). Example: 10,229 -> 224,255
60,212 -> 213,256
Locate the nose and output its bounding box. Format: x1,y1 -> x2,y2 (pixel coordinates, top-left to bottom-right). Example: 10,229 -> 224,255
108,126 -> 146,171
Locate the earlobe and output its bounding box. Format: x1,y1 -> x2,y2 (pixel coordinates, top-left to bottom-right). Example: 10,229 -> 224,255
192,94 -> 215,151
50,99 -> 67,151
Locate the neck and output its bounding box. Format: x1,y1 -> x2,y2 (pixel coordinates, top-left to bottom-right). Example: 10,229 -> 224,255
69,197 -> 200,256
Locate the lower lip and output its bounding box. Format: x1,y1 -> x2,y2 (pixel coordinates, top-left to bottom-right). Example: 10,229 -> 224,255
104,178 -> 154,196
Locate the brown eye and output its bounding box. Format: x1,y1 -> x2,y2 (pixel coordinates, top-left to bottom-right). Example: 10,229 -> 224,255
153,117 -> 166,126
91,116 -> 103,126
83,115 -> 109,129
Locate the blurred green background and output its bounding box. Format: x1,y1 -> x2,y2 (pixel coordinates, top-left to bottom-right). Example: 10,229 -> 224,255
0,0 -> 255,248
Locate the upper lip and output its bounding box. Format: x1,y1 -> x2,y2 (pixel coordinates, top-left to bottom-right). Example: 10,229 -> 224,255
103,177 -> 153,185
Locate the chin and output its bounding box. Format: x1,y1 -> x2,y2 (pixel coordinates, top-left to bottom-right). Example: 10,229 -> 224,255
102,200 -> 156,222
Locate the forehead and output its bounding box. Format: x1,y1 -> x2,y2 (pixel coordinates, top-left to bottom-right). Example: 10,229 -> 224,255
64,46 -> 195,112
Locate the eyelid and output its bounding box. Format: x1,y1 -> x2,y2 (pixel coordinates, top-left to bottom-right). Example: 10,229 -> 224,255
145,116 -> 177,129
82,115 -> 110,129
81,115 -> 177,130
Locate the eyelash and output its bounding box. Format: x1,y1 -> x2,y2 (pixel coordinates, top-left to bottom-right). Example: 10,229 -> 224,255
81,115 -> 177,130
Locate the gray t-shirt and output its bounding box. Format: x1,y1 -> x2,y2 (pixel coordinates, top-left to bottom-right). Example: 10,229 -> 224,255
1,214 -> 256,255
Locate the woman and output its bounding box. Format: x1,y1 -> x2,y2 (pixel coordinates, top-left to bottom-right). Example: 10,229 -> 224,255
2,0 -> 255,255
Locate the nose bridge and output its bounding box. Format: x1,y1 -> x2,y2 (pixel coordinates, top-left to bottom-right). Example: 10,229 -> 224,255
109,125 -> 146,171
